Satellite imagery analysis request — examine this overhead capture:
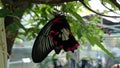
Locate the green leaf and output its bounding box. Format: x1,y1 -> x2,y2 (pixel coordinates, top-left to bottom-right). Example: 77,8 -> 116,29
77,26 -> 82,39
84,0 -> 90,7
87,34 -> 114,58
51,53 -> 57,59
16,21 -> 26,31
85,33 -> 114,58
0,9 -> 10,17
86,33 -> 96,46
94,38 -> 115,58
7,23 -> 19,32
66,53 -> 70,60
70,9 -> 84,22
13,8 -> 25,16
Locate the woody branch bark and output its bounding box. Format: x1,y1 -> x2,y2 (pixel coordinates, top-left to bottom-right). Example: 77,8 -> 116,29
109,0 -> 120,10
1,0 -> 78,8
31,0 -> 78,4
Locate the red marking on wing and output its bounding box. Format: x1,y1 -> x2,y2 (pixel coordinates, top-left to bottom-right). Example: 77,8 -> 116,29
74,43 -> 79,49
66,43 -> 79,51
66,48 -> 71,51
52,18 -> 61,23
62,34 -> 80,52
49,30 -> 60,46
59,45 -> 63,48
50,30 -> 59,38
53,40 -> 58,45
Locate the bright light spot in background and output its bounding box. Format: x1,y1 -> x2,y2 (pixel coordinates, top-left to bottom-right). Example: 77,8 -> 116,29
89,0 -> 107,12
22,58 -> 31,63
80,0 -> 110,16
117,0 -> 120,4
89,0 -> 120,22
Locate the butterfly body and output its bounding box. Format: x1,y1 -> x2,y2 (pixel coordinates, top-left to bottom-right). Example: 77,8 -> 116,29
32,15 -> 79,63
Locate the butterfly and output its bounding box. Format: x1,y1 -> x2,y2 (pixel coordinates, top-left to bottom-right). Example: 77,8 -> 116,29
32,15 -> 79,63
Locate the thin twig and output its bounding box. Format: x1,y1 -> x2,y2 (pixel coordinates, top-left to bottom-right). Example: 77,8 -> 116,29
101,0 -> 120,15
79,0 -> 120,18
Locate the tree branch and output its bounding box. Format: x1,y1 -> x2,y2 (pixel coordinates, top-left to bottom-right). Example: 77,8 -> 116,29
109,0 -> 120,10
79,0 -> 120,18
31,0 -> 78,4
101,0 -> 120,15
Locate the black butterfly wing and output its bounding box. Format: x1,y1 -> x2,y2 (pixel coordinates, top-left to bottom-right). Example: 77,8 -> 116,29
32,15 -> 79,63
32,21 -> 54,63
